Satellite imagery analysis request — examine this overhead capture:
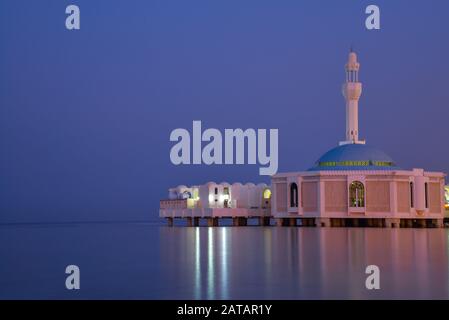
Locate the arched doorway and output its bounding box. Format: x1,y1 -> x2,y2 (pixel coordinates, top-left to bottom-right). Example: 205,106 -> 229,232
349,181 -> 365,207
290,183 -> 298,207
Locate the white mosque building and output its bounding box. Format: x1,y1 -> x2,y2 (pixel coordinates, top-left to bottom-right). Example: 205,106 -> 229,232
271,50 -> 446,228
160,182 -> 272,226
160,51 -> 446,228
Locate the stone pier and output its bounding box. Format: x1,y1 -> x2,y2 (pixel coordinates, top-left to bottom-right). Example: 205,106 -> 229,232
258,217 -> 271,226
207,217 -> 219,227
193,217 -> 200,227
233,217 -> 247,226
385,218 -> 400,228
316,218 -> 330,227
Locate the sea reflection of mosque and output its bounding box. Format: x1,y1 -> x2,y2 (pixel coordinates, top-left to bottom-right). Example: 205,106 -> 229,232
159,227 -> 449,299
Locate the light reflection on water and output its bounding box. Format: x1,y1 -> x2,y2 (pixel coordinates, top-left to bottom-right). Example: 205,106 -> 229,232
160,227 -> 449,299
1,223 -> 448,299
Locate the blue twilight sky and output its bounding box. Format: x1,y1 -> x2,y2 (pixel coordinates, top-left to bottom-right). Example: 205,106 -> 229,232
1,0 -> 448,223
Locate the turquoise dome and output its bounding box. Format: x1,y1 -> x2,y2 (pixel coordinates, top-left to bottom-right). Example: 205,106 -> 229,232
308,144 -> 399,171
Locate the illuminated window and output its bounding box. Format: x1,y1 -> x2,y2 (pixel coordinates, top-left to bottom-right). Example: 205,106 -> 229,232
410,182 -> 414,208
263,188 -> 271,199
349,181 -> 365,208
181,191 -> 192,199
223,187 -> 229,195
290,183 -> 298,207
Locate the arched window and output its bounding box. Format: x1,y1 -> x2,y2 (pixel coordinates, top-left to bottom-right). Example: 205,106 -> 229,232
425,182 -> 428,209
263,188 -> 271,200
290,183 -> 298,208
181,191 -> 192,199
349,181 -> 365,208
410,182 -> 414,208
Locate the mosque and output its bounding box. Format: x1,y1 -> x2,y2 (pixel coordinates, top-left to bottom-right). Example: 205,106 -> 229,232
271,50 -> 446,228
160,51 -> 447,228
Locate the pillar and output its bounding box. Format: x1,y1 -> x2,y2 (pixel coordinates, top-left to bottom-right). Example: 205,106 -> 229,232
207,217 -> 219,227
259,217 -> 270,226
186,217 -> 193,227
233,217 -> 247,226
193,217 -> 200,227
406,219 -> 413,228
167,217 -> 174,227
316,218 -> 330,227
333,219 -> 341,227
301,218 -> 311,227
289,218 -> 297,227
418,219 -> 426,228
385,218 -> 400,228
435,219 -> 444,228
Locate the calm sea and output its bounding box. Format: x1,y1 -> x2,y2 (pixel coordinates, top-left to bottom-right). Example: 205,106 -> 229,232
1,222 -> 448,299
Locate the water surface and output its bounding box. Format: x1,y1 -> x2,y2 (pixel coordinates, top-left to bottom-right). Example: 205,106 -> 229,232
1,223 -> 448,299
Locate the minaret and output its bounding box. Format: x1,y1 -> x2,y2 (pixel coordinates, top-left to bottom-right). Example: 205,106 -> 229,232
339,50 -> 365,146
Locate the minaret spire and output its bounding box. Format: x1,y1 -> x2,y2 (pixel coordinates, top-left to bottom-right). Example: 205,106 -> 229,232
339,50 -> 365,146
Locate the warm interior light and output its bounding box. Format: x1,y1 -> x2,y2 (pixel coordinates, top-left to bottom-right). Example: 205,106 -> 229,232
263,189 -> 272,199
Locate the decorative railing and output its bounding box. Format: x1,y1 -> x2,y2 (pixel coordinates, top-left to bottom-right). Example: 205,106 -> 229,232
160,199 -> 187,209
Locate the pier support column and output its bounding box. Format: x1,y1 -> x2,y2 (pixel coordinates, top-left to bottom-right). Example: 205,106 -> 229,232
435,219 -> 444,228
316,218 -> 330,227
193,217 -> 200,227
186,217 -> 193,227
167,217 -> 174,227
207,217 -> 219,227
302,218 -> 315,227
385,218 -> 400,228
289,218 -> 297,227
233,217 -> 247,226
276,218 -> 284,227
259,217 -> 270,226
331,219 -> 340,227
406,219 -> 413,228
418,219 -> 427,228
